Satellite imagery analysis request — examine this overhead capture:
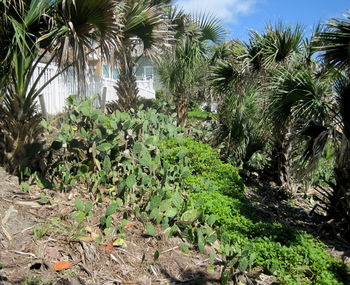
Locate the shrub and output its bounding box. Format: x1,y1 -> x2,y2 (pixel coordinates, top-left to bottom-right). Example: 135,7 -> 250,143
36,95 -> 184,190
160,137 -> 219,173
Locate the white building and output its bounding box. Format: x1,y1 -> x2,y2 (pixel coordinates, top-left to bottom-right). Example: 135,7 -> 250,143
31,56 -> 157,114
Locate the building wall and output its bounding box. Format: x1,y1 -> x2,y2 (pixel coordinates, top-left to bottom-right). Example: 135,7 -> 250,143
31,63 -> 155,114
134,57 -> 161,91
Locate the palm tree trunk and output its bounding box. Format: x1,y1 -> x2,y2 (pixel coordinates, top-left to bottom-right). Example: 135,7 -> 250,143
329,138 -> 350,238
175,94 -> 188,127
0,93 -> 42,175
270,126 -> 295,194
115,43 -> 139,111
279,130 -> 295,194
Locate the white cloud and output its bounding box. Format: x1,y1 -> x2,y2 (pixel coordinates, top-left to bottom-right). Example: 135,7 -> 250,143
175,0 -> 259,24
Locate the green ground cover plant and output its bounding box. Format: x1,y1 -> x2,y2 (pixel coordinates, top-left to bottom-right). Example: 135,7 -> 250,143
28,97 -> 348,284
186,190 -> 348,284
159,136 -> 348,284
188,108 -> 215,121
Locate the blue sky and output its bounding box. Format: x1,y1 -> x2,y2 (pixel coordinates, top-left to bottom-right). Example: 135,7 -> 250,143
175,0 -> 349,41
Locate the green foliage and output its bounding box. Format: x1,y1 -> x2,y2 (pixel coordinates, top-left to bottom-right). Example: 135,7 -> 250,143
21,276 -> 44,285
33,96 -> 348,284
213,84 -> 267,166
160,137 -> 218,172
188,108 -> 213,121
160,137 -> 244,196
72,198 -> 93,224
39,95 -> 183,192
33,223 -> 51,239
186,190 -> 349,284
220,244 -> 257,284
0,0 -> 119,176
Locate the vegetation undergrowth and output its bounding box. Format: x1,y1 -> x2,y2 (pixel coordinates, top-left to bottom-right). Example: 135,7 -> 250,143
22,97 -> 349,284
160,136 -> 349,284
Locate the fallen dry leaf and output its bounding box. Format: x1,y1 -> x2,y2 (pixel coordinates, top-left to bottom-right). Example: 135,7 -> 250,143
105,242 -> 114,252
79,235 -> 94,242
124,224 -> 133,229
53,260 -> 71,271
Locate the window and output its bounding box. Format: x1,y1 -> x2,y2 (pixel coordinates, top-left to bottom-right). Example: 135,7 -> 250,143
102,64 -> 109,78
144,66 -> 154,80
103,64 -> 118,80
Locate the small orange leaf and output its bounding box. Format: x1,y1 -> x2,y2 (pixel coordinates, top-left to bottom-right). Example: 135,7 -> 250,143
105,242 -> 114,252
124,224 -> 133,229
53,261 -> 71,271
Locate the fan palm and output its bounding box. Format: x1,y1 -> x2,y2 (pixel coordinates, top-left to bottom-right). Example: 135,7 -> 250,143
158,11 -> 225,125
0,0 -> 120,175
113,0 -> 172,111
210,23 -> 304,170
310,12 -> 350,237
215,83 -> 266,166
158,29 -> 205,125
267,62 -> 333,193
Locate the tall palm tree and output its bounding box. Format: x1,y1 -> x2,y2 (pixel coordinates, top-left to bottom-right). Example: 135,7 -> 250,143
310,12 -> 350,237
0,0 -> 120,175
114,0 -> 172,111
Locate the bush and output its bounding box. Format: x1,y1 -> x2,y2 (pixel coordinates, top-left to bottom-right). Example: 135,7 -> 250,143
34,97 -> 348,285
36,95 -> 184,190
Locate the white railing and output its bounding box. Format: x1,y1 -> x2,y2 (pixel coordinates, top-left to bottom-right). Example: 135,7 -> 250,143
30,63 -> 155,114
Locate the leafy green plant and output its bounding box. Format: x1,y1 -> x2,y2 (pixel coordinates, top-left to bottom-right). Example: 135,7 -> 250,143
220,244 -> 257,285
33,223 -> 51,239
72,198 -> 93,224
21,276 -> 44,285
186,189 -> 349,284
36,95 -> 183,193
160,137 -> 244,197
188,108 -> 212,121
100,198 -> 123,235
29,96 -> 348,284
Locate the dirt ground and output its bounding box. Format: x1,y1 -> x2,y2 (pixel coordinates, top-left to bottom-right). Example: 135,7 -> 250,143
0,166 -> 227,285
5,163 -> 286,285
2,166 -> 348,285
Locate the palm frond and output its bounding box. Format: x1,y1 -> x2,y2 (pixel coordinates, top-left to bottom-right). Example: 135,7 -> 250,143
268,64 -> 332,126
53,0 -> 120,83
191,12 -> 226,43
122,0 -> 172,59
334,71 -> 350,139
261,22 -> 304,67
314,11 -> 350,71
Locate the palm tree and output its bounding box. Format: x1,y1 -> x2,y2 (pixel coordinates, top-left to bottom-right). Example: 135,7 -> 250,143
310,12 -> 350,237
214,83 -> 266,167
0,0 -> 120,175
267,61 -> 333,193
158,12 -> 225,125
210,23 -> 304,175
113,0 -> 172,111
